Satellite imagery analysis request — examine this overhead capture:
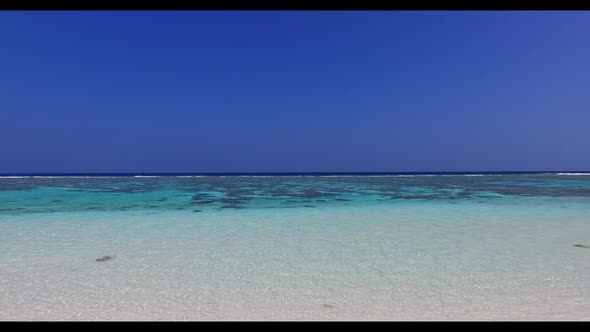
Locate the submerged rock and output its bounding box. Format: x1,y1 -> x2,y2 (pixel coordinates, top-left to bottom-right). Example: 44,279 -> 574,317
573,244 -> 590,249
96,255 -> 114,262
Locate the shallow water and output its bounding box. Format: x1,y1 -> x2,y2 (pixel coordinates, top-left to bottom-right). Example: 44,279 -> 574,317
1,174 -> 589,320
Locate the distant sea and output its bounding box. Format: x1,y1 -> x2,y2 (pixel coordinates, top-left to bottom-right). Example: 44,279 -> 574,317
1,172 -> 589,320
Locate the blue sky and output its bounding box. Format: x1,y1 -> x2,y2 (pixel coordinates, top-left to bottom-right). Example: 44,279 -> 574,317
1,11 -> 589,173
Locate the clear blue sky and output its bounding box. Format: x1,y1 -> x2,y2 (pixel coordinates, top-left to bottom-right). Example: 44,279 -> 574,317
1,11 -> 589,173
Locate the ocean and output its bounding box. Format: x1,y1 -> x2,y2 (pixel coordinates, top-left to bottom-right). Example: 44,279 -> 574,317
1,173 -> 589,320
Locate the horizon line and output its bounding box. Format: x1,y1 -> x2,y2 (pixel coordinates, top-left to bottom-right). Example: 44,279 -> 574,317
1,171 -> 590,176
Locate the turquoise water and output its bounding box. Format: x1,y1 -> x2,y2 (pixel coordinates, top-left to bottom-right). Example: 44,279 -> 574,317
1,174 -> 590,320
